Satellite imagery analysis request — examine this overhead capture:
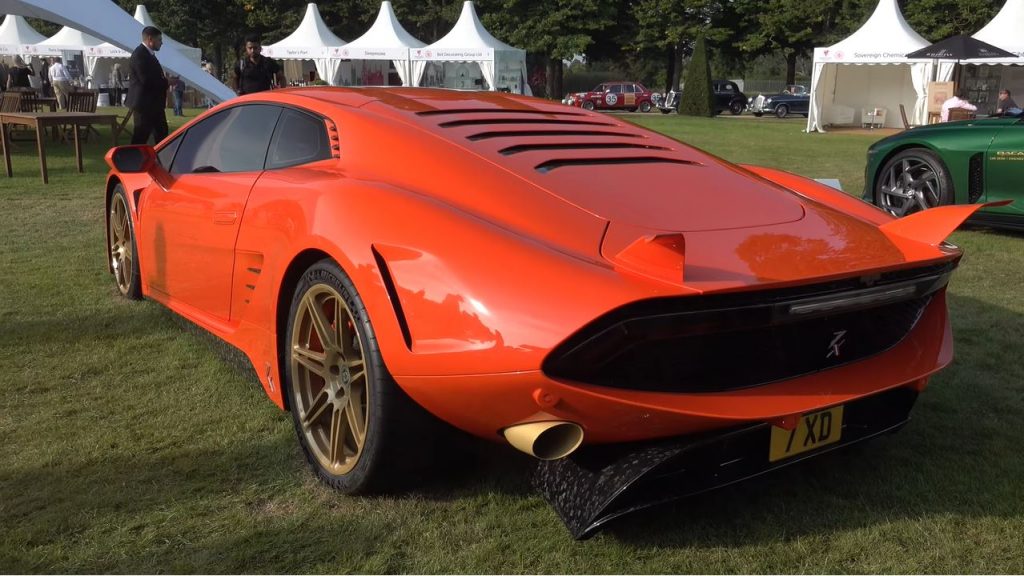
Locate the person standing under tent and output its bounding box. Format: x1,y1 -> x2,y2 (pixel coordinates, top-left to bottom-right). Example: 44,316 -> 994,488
39,58 -> 51,97
127,26 -> 170,145
110,62 -> 125,107
7,56 -> 33,90
234,35 -> 282,95
167,74 -> 186,115
48,57 -> 73,109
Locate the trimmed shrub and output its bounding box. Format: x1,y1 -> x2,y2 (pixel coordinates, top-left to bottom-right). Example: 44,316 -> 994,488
678,36 -> 714,117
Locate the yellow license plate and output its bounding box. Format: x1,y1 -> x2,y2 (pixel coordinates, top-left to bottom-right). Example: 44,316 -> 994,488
769,405 -> 844,462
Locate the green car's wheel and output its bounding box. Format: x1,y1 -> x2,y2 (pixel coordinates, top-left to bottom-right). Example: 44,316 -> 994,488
875,148 -> 954,217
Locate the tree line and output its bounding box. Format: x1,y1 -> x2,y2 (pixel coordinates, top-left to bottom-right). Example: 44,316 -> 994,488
29,0 -> 1005,97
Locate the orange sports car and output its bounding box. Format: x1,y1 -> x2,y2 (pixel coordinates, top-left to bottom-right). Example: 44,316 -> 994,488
104,88 -> 988,538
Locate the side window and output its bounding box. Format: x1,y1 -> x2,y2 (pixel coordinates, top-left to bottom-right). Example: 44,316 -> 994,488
609,84 -> 623,94
266,109 -> 333,170
723,83 -> 736,94
623,84 -> 635,93
157,135 -> 182,169
170,104 -> 282,175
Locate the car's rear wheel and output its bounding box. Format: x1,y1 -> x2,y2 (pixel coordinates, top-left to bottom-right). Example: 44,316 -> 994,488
284,259 -> 429,493
639,101 -> 652,113
729,100 -> 744,115
775,105 -> 789,119
582,101 -> 595,111
108,184 -> 141,300
875,148 -> 954,217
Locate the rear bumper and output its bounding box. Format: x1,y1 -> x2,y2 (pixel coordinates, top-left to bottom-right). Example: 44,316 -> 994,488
535,385 -> 919,539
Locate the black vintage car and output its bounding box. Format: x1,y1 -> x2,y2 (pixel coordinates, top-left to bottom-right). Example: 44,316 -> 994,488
748,84 -> 811,118
657,80 -> 749,114
713,80 -> 748,115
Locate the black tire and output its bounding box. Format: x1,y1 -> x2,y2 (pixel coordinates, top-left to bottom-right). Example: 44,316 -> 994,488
753,112 -> 763,117
582,101 -> 595,111
729,100 -> 744,115
108,184 -> 141,300
775,104 -> 789,119
660,108 -> 672,114
874,148 -> 954,217
639,101 -> 652,113
284,259 -> 432,494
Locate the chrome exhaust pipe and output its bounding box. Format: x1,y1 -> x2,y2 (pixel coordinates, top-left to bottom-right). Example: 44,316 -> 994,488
503,421 -> 584,460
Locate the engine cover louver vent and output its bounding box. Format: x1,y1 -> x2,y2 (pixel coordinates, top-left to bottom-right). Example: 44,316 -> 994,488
534,157 -> 701,174
499,143 -> 672,156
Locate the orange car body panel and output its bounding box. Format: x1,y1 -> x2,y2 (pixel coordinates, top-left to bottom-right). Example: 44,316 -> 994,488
105,87 -> 969,445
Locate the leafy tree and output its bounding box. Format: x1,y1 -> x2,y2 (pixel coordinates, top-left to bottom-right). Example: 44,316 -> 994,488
478,0 -> 616,98
678,35 -> 714,116
632,0 -> 726,93
904,0 -> 999,39
733,0 -> 846,85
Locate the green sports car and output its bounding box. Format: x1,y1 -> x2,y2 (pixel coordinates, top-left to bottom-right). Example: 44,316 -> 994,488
864,113 -> 1023,230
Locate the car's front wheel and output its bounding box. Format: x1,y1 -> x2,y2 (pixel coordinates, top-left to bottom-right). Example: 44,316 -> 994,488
775,104 -> 789,119
284,259 -> 429,493
875,148 -> 954,217
639,101 -> 652,113
582,101 -> 595,111
108,184 -> 141,299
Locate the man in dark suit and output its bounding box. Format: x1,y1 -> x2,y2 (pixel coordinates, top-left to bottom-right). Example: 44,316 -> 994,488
127,26 -> 170,145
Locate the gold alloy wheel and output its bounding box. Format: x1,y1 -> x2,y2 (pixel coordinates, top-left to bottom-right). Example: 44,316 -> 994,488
109,194 -> 133,295
290,284 -> 370,475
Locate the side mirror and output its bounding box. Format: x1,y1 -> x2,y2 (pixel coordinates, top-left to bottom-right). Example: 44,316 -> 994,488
105,145 -> 157,173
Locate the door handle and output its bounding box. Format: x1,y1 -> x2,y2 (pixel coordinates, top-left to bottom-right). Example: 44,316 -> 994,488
213,211 -> 237,225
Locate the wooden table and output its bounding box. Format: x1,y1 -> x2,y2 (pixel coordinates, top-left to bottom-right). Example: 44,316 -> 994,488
0,112 -> 119,184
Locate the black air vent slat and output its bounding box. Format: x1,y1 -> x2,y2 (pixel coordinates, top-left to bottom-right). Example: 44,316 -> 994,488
968,153 -> 984,203
500,143 -> 671,156
439,118 -> 615,128
417,108 -> 588,117
468,130 -> 643,141
535,157 -> 700,173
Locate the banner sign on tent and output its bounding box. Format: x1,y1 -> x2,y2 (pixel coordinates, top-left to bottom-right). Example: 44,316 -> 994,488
0,43 -> 59,55
262,46 -> 333,59
340,46 -> 408,60
85,44 -> 130,58
411,48 -> 493,61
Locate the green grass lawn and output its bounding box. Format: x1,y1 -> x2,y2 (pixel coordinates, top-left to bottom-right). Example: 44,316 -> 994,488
1,109 -> 1023,573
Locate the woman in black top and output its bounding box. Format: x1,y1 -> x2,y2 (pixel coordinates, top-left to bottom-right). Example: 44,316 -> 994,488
7,56 -> 34,90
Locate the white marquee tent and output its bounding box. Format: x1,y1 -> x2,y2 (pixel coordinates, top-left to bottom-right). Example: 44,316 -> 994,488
0,0 -> 234,102
0,14 -> 58,58
806,0 -> 931,132
411,1 -> 530,95
337,1 -> 424,87
38,25 -> 107,80
938,0 -> 1024,83
262,3 -> 348,86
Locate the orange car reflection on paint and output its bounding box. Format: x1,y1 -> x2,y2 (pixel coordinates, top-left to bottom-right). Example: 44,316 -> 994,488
103,87 -> 985,537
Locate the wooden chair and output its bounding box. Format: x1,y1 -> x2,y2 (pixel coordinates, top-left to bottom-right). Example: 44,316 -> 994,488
64,90 -> 100,141
0,91 -> 38,141
0,91 -> 24,112
898,104 -> 911,130
948,108 -> 976,122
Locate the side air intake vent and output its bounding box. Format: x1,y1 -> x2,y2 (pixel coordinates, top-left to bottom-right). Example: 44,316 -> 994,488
468,130 -> 643,141
535,157 -> 700,174
968,153 -> 984,203
439,118 -> 615,128
500,143 -> 672,156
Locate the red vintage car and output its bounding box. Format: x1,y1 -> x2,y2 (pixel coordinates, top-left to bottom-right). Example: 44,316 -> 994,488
104,87 -> 987,538
565,81 -> 655,112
